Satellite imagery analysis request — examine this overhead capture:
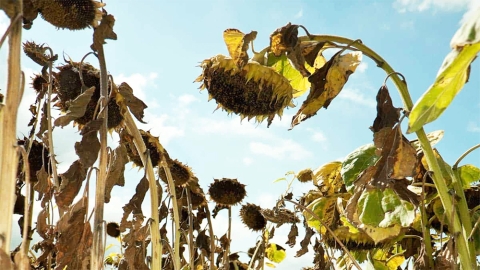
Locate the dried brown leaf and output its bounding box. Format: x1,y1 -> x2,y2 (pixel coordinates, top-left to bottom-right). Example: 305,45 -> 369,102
122,222 -> 150,270
105,144 -> 128,203
260,208 -> 299,227
301,41 -> 326,67
295,227 -> 315,257
92,14 -> 117,51
119,176 -> 149,232
285,223 -> 298,247
36,101 -> 48,139
270,23 -> 299,56
55,196 -> 90,270
75,118 -> 102,167
54,86 -> 96,127
55,160 -> 88,210
34,167 -> 52,195
371,84 -> 401,133
117,82 -> 148,123
36,208 -> 49,239
195,229 -> 211,257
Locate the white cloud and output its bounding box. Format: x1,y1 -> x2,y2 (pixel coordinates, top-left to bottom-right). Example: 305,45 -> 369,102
243,157 -> 253,166
115,72 -> 158,101
468,122 -> 480,132
338,88 -> 376,108
400,20 -> 415,29
356,62 -> 368,73
249,139 -> 312,160
178,94 -> 198,107
393,0 -> 472,13
311,131 -> 327,143
143,113 -> 184,144
294,8 -> 303,19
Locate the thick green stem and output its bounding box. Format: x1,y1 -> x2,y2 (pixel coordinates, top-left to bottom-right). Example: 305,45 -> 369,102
302,35 -> 475,268
204,205 -> 216,270
0,3 -> 22,254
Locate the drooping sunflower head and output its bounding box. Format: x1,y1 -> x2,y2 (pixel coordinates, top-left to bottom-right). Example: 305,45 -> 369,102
122,129 -> 166,167
240,203 -> 267,231
23,41 -> 50,66
32,0 -> 105,30
17,138 -> 50,182
208,178 -> 246,206
196,55 -> 294,126
159,158 -> 194,187
106,222 -> 120,238
31,74 -> 48,96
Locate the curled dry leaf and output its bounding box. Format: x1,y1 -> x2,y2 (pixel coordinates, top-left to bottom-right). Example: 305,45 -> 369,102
104,144 -> 128,203
260,208 -> 299,227
54,86 -> 95,127
92,14 -> 117,51
55,196 -> 91,270
55,160 -> 88,210
295,226 -> 315,258
291,51 -> 362,128
285,223 -> 298,248
370,84 -> 401,133
117,82 -> 148,123
75,118 -> 102,167
120,176 -> 149,232
223,28 -> 257,68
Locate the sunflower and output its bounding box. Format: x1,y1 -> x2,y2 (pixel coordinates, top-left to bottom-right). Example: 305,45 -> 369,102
33,0 -> 105,30
240,203 -> 267,231
196,55 -> 294,127
208,178 -> 246,206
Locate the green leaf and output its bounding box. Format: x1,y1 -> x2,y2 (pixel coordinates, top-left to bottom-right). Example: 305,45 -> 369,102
267,53 -> 314,98
471,209 -> 480,255
358,189 -> 384,226
273,177 -> 286,183
265,243 -> 286,263
304,197 -> 337,234
408,43 -> 480,133
451,7 -> 480,47
455,164 -> 480,187
357,188 -> 415,228
341,144 -> 379,192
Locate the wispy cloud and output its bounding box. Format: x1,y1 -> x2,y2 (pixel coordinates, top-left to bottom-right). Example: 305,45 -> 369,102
400,20 -> 415,29
393,0 -> 472,13
249,139 -> 313,160
178,94 -> 198,106
294,8 -> 303,19
338,88 -> 376,108
468,122 -> 480,133
243,157 -> 253,166
356,62 -> 368,73
115,72 -> 158,102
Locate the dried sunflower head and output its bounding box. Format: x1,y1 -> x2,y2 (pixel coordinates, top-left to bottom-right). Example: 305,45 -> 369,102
17,138 -> 50,182
296,168 -> 313,183
31,74 -> 48,97
23,41 -> 50,66
33,0 -> 105,30
122,129 -> 167,167
208,178 -> 246,206
240,203 -> 267,231
159,158 -> 194,187
106,222 -> 120,238
196,55 -> 294,127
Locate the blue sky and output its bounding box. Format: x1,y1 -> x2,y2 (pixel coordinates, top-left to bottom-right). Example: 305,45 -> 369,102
1,0 -> 479,268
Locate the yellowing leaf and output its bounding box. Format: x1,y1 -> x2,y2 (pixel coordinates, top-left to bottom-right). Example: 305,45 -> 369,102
408,43 -> 480,133
223,28 -> 257,68
265,243 -> 286,263
290,51 -> 362,128
386,255 -> 405,270
455,164 -> 480,188
304,197 -> 337,234
313,161 -> 342,195
267,53 -> 314,97
323,51 -> 362,108
410,130 -> 444,151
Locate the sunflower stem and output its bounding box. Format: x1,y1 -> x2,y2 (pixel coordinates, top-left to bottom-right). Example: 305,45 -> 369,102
204,205 -> 216,270
91,40 -> 108,270
161,156 -> 182,269
123,110 -> 162,270
186,189 -> 195,270
0,2 -> 23,254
